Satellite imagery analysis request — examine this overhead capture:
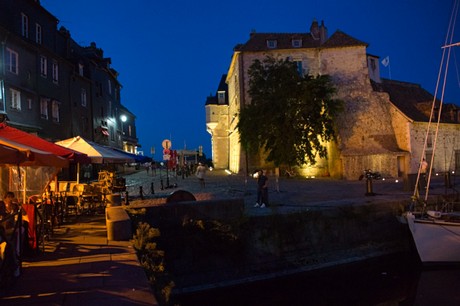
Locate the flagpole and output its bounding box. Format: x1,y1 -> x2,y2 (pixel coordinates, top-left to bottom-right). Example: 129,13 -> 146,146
388,62 -> 392,80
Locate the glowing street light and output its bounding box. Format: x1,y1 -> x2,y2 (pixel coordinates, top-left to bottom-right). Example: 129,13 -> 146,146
120,114 -> 127,135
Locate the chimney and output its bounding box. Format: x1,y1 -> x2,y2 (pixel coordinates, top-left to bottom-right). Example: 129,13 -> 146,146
320,20 -> 328,43
310,19 -> 319,40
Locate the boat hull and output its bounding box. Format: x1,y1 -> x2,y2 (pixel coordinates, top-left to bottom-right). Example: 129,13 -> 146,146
406,212 -> 460,264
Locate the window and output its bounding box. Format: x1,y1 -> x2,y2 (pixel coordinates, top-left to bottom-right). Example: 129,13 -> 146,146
108,101 -> 112,117
267,40 -> 277,48
292,39 -> 302,47
0,80 -> 4,112
40,98 -> 48,119
78,63 -> 84,76
108,80 -> 112,94
81,88 -> 87,107
40,56 -> 47,77
27,98 -> 32,110
10,89 -> 21,110
21,13 -> 29,38
110,126 -> 115,141
456,150 -> 460,172
218,91 -> 226,104
52,100 -> 60,122
52,60 -> 59,83
6,48 -> 18,74
370,58 -> 377,71
293,60 -> 303,76
35,23 -> 42,44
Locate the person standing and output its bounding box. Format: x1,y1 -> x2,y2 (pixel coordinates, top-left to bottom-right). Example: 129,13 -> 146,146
420,158 -> 429,189
195,162 -> 207,189
254,170 -> 269,208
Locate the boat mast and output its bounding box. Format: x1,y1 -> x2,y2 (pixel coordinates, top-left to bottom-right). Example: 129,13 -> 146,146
415,0 -> 460,202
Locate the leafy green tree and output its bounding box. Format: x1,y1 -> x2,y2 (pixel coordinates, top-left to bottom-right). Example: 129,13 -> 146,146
237,56 -> 342,167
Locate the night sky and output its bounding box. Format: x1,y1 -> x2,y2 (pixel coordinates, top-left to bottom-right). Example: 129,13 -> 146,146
40,0 -> 460,160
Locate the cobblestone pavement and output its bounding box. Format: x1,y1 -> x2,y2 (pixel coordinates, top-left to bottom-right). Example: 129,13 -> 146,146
121,167 -> 448,212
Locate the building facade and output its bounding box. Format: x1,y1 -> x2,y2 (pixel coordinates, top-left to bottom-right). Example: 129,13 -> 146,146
206,20 -> 460,180
0,0 -> 139,151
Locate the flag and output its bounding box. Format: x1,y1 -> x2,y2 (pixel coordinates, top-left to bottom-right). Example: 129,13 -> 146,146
381,56 -> 390,67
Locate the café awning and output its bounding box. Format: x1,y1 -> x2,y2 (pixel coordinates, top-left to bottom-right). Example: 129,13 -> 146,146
0,136 -> 69,168
55,136 -> 134,164
0,122 -> 90,163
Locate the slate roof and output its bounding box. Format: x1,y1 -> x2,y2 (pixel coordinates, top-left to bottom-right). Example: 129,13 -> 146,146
371,79 -> 458,123
321,30 -> 368,48
206,74 -> 228,105
234,30 -> 367,52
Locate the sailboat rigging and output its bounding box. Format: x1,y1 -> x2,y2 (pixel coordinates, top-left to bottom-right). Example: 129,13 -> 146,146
404,0 -> 460,264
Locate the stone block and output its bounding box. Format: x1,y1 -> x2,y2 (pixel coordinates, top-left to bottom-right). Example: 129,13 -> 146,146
106,207 -> 132,241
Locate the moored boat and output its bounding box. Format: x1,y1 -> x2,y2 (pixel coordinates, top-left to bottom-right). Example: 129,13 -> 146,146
403,0 -> 460,264
406,210 -> 460,263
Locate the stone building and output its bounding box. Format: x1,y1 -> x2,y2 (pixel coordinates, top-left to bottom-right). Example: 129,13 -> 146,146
205,20 -> 460,180
0,0 -> 139,152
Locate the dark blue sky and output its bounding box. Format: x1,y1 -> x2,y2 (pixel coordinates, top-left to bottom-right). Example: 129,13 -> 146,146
40,0 -> 460,161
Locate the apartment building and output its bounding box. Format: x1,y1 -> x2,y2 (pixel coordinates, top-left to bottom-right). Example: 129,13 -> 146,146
0,0 -> 139,151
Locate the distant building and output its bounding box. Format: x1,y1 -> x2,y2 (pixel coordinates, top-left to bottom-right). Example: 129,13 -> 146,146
205,74 -> 229,169
0,0 -> 140,151
206,20 -> 460,180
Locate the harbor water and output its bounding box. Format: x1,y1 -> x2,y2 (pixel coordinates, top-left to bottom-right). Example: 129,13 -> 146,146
172,254 -> 460,306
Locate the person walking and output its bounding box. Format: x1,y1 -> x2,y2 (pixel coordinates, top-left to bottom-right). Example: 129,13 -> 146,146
195,162 -> 207,189
254,169 -> 269,208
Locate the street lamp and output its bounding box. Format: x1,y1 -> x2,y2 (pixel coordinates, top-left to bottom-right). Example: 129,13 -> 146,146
120,114 -> 127,135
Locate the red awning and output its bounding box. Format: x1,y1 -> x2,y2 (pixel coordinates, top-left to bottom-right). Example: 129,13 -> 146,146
0,137 -> 68,167
0,143 -> 27,164
0,122 -> 90,164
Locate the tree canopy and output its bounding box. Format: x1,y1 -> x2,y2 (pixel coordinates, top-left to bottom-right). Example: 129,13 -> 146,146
237,56 -> 343,167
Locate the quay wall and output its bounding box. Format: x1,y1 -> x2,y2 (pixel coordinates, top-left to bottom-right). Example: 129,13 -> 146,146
129,198 -> 414,293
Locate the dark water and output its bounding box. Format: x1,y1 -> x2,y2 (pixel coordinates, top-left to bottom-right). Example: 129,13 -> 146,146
171,254 -> 460,306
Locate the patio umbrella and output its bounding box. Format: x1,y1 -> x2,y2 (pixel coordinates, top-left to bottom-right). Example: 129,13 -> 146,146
0,143 -> 27,164
0,122 -> 90,163
56,136 -> 134,164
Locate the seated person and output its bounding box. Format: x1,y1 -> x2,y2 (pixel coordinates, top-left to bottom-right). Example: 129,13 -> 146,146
0,192 -> 20,231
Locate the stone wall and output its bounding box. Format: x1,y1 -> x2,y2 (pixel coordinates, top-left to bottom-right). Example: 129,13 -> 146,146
131,199 -> 413,292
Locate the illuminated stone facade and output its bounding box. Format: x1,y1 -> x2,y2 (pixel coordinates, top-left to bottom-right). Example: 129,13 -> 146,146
206,20 -> 460,180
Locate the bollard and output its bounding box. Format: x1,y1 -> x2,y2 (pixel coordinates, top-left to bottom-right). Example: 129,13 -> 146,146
445,171 -> 452,188
151,182 -> 154,194
365,178 -> 375,196
125,191 -> 129,205
139,186 -> 144,200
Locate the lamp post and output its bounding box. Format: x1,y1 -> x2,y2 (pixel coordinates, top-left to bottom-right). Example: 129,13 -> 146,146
120,114 -> 127,151
120,114 -> 127,135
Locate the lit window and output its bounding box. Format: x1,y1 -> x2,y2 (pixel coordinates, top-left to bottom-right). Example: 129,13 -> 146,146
21,13 -> 29,38
10,89 -> 21,110
292,39 -> 302,47
35,23 -> 42,44
40,56 -> 47,77
81,88 -> 87,107
52,60 -> 59,83
40,98 -> 48,119
28,98 -> 32,110
6,48 -> 18,74
52,100 -> 60,122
